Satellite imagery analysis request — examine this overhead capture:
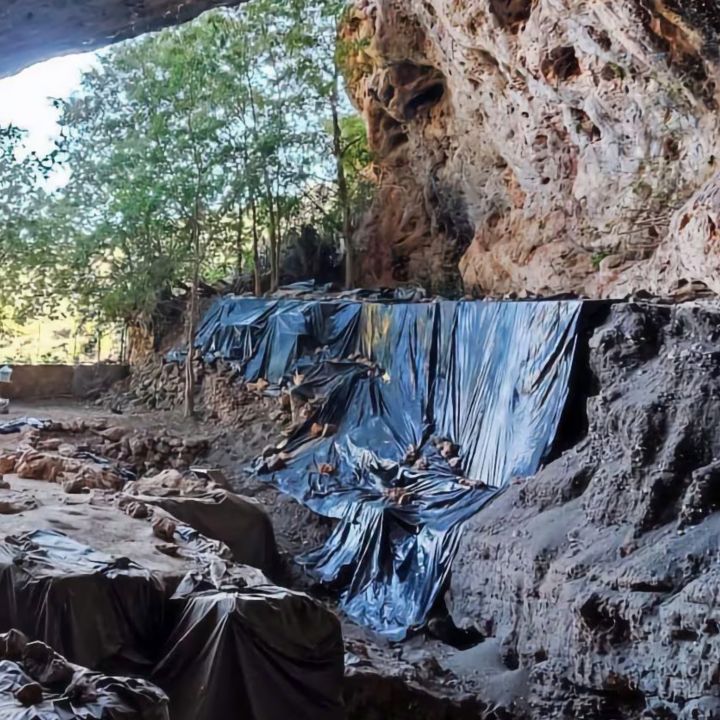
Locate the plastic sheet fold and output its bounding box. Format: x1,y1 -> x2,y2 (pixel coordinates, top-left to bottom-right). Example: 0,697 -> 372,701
0,528 -> 343,720
0,418 -> 51,435
192,297 -> 582,637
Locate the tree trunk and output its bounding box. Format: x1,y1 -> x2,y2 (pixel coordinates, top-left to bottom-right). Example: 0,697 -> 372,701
250,195 -> 262,296
235,202 -> 244,277
266,191 -> 279,292
119,323 -> 127,364
184,214 -> 200,419
331,68 -> 353,289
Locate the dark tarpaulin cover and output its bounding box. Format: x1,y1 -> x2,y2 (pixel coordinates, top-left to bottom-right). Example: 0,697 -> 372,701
193,298 -> 360,381
152,586 -> 344,720
192,296 -> 582,638
0,528 -> 344,720
150,491 -> 281,578
0,531 -> 166,674
0,659 -> 169,720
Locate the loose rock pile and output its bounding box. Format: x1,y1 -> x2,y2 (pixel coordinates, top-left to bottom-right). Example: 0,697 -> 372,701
122,356 -> 197,411
202,365 -> 269,426
0,420 -> 210,496
107,356 -> 291,431
0,449 -> 125,493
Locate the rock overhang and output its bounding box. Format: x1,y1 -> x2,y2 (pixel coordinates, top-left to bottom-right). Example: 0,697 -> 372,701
0,0 -> 245,78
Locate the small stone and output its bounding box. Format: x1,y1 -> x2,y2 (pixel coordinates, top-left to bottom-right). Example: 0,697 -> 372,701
0,497 -> 35,515
100,426 -> 127,443
155,543 -> 180,557
439,441 -> 458,460
0,455 -> 17,474
36,438 -> 61,451
57,443 -> 78,457
152,516 -> 177,542
125,501 -> 150,519
246,378 -> 269,393
62,476 -> 87,494
15,682 -> 43,706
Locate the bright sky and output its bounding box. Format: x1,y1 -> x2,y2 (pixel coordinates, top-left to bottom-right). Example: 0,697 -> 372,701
0,52 -> 97,156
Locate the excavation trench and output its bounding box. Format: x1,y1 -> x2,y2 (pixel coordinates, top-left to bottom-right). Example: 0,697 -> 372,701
2,295 -> 718,719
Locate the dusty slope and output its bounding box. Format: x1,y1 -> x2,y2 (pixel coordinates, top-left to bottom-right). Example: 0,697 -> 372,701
346,0 -> 720,298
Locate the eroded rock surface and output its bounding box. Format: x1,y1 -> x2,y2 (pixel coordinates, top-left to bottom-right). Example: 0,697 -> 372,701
347,0 -> 720,297
448,300 -> 720,718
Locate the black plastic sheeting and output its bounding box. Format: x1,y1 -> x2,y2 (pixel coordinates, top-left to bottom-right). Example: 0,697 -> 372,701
193,298 -> 360,381
191,296 -> 583,638
150,491 -> 280,577
0,528 -> 344,720
0,659 -> 169,720
0,530 -> 166,674
153,586 -> 344,720
0,418 -> 51,435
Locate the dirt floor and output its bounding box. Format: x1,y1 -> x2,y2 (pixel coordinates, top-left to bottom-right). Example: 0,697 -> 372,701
0,399 -> 496,719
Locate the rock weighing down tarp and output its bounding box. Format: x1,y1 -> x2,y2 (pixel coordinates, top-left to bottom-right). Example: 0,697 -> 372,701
194,297 -> 583,638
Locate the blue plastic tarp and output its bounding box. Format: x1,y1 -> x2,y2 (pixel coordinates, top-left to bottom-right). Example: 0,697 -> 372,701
192,296 -> 582,638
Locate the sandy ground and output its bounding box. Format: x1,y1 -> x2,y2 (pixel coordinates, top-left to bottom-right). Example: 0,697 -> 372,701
1,399 -> 207,442
1,399 -> 333,564
1,476 -> 193,579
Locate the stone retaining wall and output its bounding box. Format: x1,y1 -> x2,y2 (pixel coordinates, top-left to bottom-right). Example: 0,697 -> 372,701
0,364 -> 128,400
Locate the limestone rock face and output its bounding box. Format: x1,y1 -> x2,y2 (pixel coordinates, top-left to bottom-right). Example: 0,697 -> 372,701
347,0 -> 720,297
0,0 -> 245,78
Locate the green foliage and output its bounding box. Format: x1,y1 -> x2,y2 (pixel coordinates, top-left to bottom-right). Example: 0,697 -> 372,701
1,0 -> 371,331
591,251 -> 611,270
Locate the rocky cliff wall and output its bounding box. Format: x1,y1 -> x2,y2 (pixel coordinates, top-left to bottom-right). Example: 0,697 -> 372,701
447,300 -> 720,718
346,0 -> 720,298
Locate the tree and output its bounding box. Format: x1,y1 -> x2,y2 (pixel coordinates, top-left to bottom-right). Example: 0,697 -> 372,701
0,126 -> 55,333
3,1 -> 372,372
53,23 -> 232,414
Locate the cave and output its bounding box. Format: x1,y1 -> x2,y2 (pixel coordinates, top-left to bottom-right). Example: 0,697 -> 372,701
5,2 -> 720,720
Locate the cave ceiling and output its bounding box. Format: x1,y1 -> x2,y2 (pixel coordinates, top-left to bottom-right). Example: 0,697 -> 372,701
0,0 -> 245,78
